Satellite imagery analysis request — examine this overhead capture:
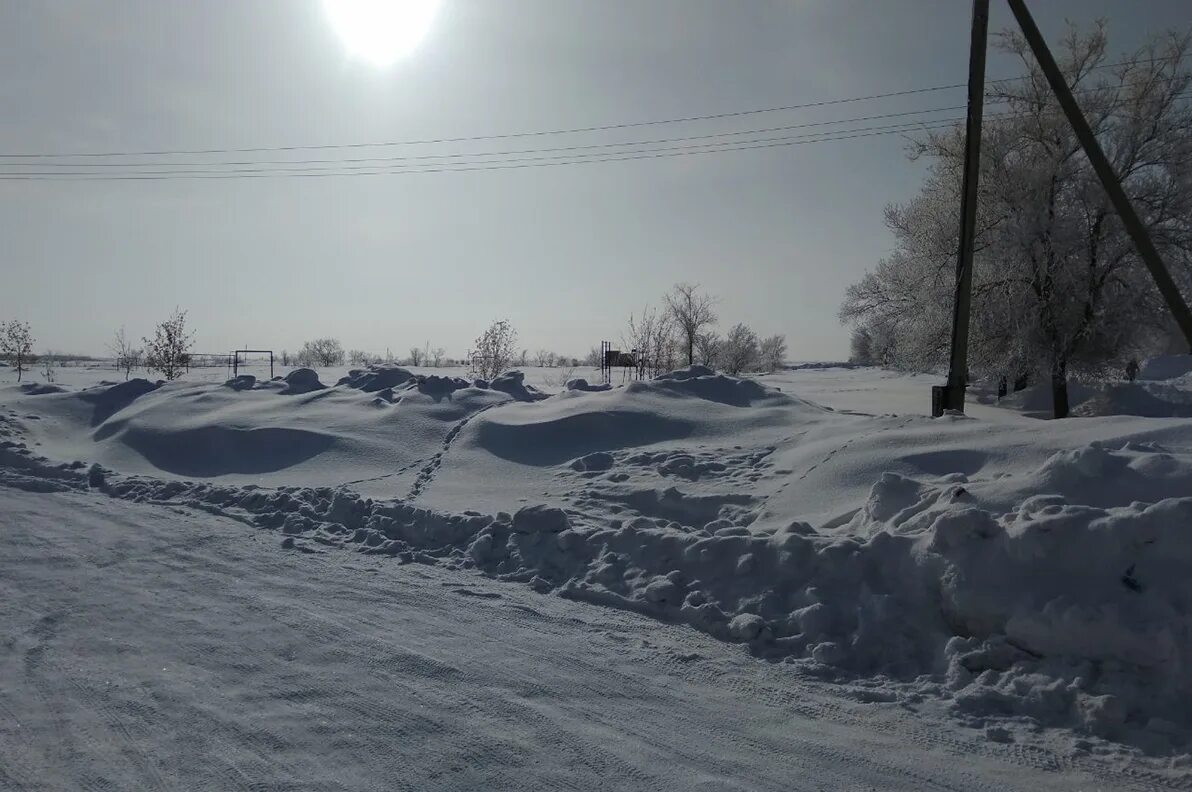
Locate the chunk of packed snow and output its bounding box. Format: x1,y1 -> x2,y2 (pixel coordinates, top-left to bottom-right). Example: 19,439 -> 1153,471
281,367 -> 326,394
565,378 -> 611,392
336,364 -> 415,392
489,370 -> 548,402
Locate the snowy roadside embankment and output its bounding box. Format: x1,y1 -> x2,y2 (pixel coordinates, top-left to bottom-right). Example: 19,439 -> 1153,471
2,365 -> 1191,752
4,435 -> 1191,749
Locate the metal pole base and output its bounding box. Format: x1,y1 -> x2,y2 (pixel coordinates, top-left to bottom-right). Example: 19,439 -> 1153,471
931,384 -> 967,417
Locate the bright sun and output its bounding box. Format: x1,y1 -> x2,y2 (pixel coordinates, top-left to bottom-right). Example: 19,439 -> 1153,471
323,0 -> 441,66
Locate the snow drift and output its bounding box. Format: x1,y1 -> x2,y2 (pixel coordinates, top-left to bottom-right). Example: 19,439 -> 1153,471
2,364 -> 1191,751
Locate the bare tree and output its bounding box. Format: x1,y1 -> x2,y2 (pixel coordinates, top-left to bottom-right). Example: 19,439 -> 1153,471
297,338 -> 345,367
1,320 -> 35,382
109,326 -> 141,380
664,283 -> 718,366
143,308 -> 195,381
625,306 -> 679,377
758,335 -> 788,372
473,320 -> 517,380
720,323 -> 759,375
348,349 -> 373,366
407,346 -> 423,366
41,350 -> 56,383
534,349 -> 552,367
431,347 -> 446,367
695,331 -> 722,368
517,349 -> 529,367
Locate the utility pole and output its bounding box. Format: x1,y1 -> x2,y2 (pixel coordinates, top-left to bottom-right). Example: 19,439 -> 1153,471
933,0 -> 989,417
1004,0 -> 1192,351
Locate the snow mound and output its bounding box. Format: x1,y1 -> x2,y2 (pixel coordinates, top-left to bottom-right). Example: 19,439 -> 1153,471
475,409 -> 695,466
281,368 -> 326,394
647,366 -> 792,407
489,370 -> 548,402
18,382 -> 67,395
336,364 -> 415,392
78,378 -> 162,425
1138,354 -> 1192,382
1072,383 -> 1192,418
224,374 -> 257,391
564,378 -> 611,392
414,374 -> 472,399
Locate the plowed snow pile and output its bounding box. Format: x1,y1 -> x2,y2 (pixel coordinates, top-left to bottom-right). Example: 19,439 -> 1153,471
2,363 -> 1191,760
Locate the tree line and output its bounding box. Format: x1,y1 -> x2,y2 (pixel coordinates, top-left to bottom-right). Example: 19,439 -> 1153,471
613,283 -> 787,377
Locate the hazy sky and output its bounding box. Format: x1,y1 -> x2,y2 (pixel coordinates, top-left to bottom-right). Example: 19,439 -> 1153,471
2,0 -> 1188,361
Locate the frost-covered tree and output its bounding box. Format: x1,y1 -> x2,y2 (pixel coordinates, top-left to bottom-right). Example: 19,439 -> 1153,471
348,349 -> 373,366
841,23 -> 1192,417
849,328 -> 874,365
298,338 -> 345,367
721,323 -> 759,375
473,319 -> 517,380
407,346 -> 423,366
431,347 -> 446,367
1,320 -> 35,382
758,334 -> 787,372
665,283 -> 718,366
143,309 -> 195,381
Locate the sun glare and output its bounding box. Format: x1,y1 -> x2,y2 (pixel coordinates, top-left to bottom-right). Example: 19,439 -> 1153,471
323,0 -> 441,66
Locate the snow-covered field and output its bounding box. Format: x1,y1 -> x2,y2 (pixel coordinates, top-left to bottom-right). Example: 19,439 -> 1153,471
2,361 -> 1191,790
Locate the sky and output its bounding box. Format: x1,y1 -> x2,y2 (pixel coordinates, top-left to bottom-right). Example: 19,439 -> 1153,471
2,0 -> 1189,361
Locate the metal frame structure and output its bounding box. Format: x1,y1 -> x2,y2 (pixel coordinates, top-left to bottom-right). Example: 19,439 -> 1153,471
232,349 -> 275,379
934,0 -> 1192,417
599,340 -> 639,385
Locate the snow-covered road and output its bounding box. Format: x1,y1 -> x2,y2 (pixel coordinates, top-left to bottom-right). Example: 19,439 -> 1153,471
0,488 -> 1160,791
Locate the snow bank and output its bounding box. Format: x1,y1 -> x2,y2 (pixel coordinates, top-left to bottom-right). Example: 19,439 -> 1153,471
1072,383 -> 1192,418
1138,354 -> 1192,382
3,365 -> 1191,750
6,434 -> 1183,748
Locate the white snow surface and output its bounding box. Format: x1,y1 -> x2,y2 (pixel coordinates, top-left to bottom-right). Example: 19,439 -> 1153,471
3,361 -> 1192,788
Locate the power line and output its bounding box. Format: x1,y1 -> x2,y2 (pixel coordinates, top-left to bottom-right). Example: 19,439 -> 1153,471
6,79 -> 1189,182
1,53 -> 1179,161
0,105 -> 973,170
0,117 -> 985,181
5,78 -> 1186,177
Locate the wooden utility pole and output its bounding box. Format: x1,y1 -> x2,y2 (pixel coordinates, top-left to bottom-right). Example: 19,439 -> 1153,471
933,0 -> 989,417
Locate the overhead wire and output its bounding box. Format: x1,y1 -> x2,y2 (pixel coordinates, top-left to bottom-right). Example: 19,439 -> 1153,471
0,52 -> 1182,163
